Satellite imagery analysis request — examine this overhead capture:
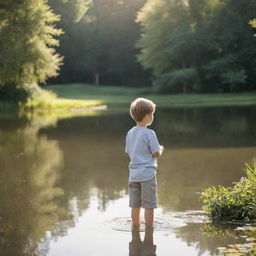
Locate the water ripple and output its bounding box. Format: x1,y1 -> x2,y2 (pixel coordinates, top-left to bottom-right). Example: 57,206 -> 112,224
108,210 -> 208,232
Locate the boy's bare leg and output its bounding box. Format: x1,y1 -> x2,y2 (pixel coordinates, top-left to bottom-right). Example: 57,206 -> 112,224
145,208 -> 154,227
132,207 -> 141,226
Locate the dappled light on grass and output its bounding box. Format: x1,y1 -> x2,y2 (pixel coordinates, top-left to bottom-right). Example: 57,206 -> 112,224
10,86 -> 105,111
21,96 -> 105,111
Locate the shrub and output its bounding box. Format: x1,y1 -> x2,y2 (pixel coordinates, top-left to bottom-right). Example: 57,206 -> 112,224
153,68 -> 199,94
200,160 -> 256,222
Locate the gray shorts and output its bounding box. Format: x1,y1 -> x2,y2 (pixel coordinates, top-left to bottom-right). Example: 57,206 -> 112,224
128,177 -> 157,209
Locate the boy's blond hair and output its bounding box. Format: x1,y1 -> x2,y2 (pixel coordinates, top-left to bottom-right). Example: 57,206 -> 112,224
130,98 -> 155,122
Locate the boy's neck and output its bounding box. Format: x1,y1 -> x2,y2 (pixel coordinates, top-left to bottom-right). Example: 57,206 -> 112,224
136,122 -> 147,127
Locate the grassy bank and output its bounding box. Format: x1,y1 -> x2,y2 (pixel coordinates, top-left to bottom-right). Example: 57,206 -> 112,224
0,85 -> 104,112
46,84 -> 256,107
1,83 -> 256,111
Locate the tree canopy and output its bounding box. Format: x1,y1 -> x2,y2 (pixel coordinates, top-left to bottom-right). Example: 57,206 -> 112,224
0,0 -> 63,99
48,0 -> 149,86
136,0 -> 256,93
0,0 -> 256,97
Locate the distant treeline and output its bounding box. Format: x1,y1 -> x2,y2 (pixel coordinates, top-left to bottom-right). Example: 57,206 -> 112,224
47,0 -> 150,87
0,0 -> 256,96
47,0 -> 256,93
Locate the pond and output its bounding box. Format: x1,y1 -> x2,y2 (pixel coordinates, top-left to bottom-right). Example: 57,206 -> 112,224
0,105 -> 255,256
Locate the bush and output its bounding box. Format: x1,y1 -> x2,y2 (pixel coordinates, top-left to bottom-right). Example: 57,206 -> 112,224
200,160 -> 256,222
153,68 -> 199,94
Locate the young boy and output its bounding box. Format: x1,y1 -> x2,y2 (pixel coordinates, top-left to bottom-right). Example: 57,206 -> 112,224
125,98 -> 163,228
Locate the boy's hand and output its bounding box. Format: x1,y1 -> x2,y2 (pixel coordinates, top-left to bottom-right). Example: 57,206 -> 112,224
152,146 -> 164,158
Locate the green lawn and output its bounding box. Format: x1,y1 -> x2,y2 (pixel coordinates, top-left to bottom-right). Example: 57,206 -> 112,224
1,83 -> 256,112
46,83 -> 256,107
0,85 -> 104,112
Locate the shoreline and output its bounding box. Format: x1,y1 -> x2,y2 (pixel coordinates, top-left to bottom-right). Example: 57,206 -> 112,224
1,84 -> 256,112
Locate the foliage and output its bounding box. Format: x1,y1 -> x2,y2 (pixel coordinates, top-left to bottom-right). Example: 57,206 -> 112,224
0,0 -> 63,100
1,0 -> 256,99
2,0 -> 256,93
200,160 -> 256,222
136,0 -> 256,93
153,68 -> 199,93
48,0 -> 149,86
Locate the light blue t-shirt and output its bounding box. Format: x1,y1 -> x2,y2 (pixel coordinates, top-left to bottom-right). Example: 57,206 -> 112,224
125,126 -> 161,182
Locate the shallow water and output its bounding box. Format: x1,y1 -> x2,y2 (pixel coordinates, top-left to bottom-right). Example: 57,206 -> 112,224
0,106 -> 255,256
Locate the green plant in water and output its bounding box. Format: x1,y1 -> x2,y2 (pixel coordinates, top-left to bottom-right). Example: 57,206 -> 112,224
200,160 -> 256,222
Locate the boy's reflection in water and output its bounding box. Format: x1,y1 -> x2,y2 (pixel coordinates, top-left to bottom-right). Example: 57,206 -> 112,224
129,226 -> 157,256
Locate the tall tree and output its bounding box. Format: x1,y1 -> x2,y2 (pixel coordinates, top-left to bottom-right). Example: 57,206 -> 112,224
0,0 -> 63,100
136,0 -> 207,93
49,0 -> 149,86
203,0 -> 256,92
136,0 -> 256,93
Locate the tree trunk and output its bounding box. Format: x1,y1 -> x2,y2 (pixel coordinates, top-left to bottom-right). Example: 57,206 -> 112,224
182,61 -> 187,94
94,71 -> 100,86
182,83 -> 187,94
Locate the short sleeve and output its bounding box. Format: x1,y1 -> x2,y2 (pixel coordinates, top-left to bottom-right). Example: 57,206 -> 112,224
125,134 -> 129,153
148,130 -> 161,154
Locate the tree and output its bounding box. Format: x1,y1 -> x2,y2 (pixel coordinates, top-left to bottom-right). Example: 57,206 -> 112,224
0,0 -> 63,100
136,0 -> 209,93
136,0 -> 256,93
203,0 -> 256,92
49,0 -> 149,86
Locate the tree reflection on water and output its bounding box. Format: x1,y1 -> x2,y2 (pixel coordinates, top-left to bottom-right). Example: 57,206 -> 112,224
0,116 -> 70,256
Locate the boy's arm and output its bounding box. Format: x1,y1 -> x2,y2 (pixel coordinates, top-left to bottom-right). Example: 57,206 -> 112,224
152,146 -> 164,158
148,131 -> 163,158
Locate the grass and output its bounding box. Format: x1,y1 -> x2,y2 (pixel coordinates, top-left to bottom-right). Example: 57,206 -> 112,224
22,97 -> 104,110
22,86 -> 105,110
46,83 -> 256,107
0,85 -> 105,112
1,83 -> 256,112
43,84 -> 145,106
